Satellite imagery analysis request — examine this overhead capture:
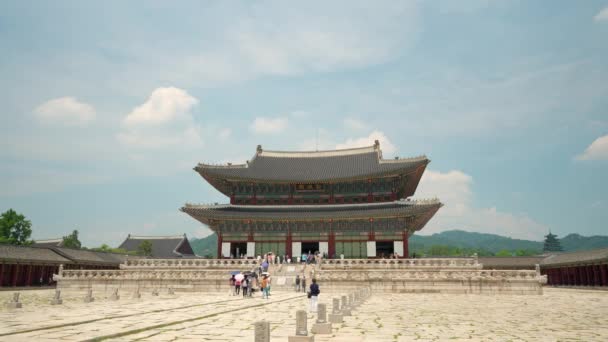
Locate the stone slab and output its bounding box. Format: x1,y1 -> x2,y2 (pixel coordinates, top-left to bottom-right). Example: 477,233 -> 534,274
288,335 -> 315,342
328,313 -> 343,323
311,322 -> 332,334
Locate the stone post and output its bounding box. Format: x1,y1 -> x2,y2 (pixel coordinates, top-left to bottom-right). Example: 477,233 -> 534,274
254,320 -> 270,342
168,287 -> 175,295
288,310 -> 314,341
109,288 -> 120,301
341,295 -> 351,316
152,289 -> 159,296
50,289 -> 63,305
329,297 -> 343,323
132,288 -> 141,299
6,292 -> 22,309
84,289 -> 95,303
312,303 -> 332,334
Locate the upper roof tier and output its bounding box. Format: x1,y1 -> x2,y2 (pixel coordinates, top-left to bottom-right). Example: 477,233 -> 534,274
195,141 -> 429,183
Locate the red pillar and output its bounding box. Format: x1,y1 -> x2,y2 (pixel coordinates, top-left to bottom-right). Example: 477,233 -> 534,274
286,225 -> 292,258
367,179 -> 373,203
11,264 -> 19,287
601,264 -> 607,286
328,232 -> 336,259
0,263 -> 4,287
217,232 -> 223,259
26,265 -> 33,286
594,265 -> 601,286
586,265 -> 593,286
230,193 -> 235,204
403,231 -> 409,258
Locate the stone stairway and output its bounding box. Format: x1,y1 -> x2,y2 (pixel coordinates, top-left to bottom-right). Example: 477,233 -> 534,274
268,263 -> 318,290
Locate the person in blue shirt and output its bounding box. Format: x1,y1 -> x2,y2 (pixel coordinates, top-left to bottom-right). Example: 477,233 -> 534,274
309,278 -> 320,312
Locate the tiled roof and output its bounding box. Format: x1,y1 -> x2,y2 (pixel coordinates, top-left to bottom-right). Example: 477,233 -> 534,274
0,244 -> 71,264
181,199 -> 442,224
196,144 -> 429,182
32,238 -> 64,248
479,257 -> 545,269
52,247 -> 127,265
118,234 -> 196,258
540,248 -> 608,267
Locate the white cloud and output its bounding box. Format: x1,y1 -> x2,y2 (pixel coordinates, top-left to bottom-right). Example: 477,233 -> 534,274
415,170 -> 548,240
343,118 -> 367,131
594,7 -> 608,21
218,128 -> 232,141
34,97 -> 95,125
576,134 -> 608,160
123,87 -> 198,126
118,87 -> 202,149
250,117 -> 288,134
335,130 -> 397,156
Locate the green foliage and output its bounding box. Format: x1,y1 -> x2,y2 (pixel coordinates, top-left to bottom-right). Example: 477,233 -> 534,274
90,243 -> 130,254
495,249 -> 512,257
62,229 -> 82,249
0,209 -> 32,245
137,240 -> 153,256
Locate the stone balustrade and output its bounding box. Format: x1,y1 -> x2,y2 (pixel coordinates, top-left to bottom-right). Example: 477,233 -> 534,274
120,258 -> 260,269
320,258 -> 482,269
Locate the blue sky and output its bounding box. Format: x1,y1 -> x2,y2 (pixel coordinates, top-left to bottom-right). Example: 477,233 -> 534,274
1,1 -> 607,247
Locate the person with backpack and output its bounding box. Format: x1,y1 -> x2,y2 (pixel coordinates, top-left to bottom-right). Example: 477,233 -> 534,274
295,275 -> 301,292
309,278 -> 320,312
301,274 -> 307,293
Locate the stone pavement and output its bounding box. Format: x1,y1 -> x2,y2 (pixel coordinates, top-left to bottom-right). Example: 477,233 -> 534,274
1,288 -> 607,341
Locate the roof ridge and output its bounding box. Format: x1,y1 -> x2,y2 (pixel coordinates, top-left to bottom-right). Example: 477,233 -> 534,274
182,199 -> 442,210
128,235 -> 185,240
259,145 -> 376,158
33,238 -> 63,242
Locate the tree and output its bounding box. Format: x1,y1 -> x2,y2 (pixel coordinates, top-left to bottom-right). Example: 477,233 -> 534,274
495,249 -> 512,257
91,244 -> 129,254
543,232 -> 563,252
62,230 -> 82,249
0,209 -> 32,245
137,240 -> 153,257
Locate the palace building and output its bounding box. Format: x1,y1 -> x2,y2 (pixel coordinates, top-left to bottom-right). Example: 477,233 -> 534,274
181,141 -> 442,259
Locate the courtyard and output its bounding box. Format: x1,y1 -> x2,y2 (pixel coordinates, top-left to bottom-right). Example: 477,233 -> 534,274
0,287 -> 606,341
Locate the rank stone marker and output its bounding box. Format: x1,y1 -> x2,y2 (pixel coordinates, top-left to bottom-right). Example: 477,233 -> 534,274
254,320 -> 270,342
109,288 -> 120,301
329,297 -> 343,323
341,295 -> 351,316
84,289 -> 94,303
6,292 -> 22,309
311,303 -> 332,334
289,310 -> 314,342
132,288 -> 141,299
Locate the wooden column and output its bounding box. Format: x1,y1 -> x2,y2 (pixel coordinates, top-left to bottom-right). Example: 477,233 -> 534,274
217,232 -> 223,259
600,264 -> 608,286
12,264 -> 20,287
251,183 -> 257,205
594,265 -> 601,286
0,263 -> 4,287
367,179 -> 373,203
26,265 -> 33,286
328,220 -> 335,258
403,231 -> 409,258
286,222 -> 292,258
586,265 -> 593,286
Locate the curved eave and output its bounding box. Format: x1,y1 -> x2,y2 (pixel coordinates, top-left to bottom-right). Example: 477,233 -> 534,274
180,200 -> 442,227
195,159 -> 430,198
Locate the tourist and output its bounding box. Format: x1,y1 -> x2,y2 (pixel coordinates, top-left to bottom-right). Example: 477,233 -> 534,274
295,274 -> 301,292
230,274 -> 236,295
301,253 -> 307,264
301,274 -> 307,293
242,277 -> 249,297
261,275 -> 269,299
308,278 -> 320,312
235,274 -> 241,295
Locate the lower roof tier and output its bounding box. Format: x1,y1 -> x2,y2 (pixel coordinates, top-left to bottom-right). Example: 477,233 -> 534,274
181,199 -> 442,234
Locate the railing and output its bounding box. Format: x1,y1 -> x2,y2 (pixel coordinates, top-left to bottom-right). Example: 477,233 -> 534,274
320,258 -> 481,268
120,258 -> 261,269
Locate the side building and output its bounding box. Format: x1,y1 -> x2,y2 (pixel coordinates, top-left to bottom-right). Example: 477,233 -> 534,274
182,142 -> 442,259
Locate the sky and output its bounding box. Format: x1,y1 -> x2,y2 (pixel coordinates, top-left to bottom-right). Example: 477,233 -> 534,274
1,1 -> 607,247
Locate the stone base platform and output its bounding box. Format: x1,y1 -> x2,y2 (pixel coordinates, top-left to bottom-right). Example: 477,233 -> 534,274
311,322 -> 332,334
54,257 -> 547,295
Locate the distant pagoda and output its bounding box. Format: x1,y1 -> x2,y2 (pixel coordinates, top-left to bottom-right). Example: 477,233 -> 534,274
181,141 -> 442,259
543,232 -> 563,252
